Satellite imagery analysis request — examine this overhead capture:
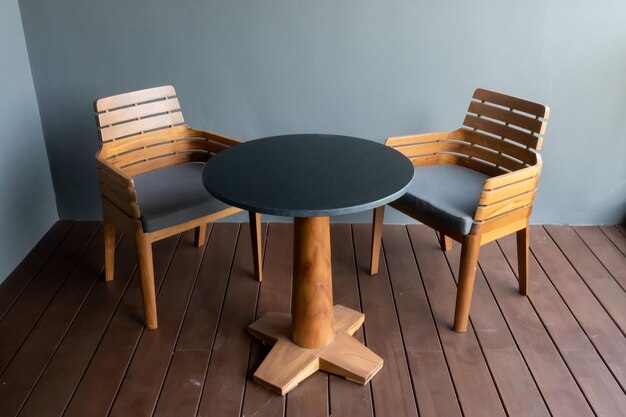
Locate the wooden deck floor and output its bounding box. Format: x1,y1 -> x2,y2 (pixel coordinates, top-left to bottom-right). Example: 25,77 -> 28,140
0,221 -> 625,417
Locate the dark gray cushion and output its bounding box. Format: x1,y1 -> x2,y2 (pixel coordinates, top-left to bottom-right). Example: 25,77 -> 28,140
395,165 -> 489,235
134,162 -> 230,232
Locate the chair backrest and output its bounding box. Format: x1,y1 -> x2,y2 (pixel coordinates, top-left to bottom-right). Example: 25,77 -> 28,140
94,85 -> 213,177
460,88 -> 549,174
389,88 -> 549,177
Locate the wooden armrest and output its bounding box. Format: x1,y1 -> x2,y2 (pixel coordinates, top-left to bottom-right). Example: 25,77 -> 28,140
96,153 -> 140,218
475,159 -> 543,222
385,129 -> 465,147
96,154 -> 134,187
187,128 -> 242,148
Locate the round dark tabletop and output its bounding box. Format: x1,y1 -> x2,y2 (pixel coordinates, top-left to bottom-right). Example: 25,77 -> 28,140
202,134 -> 414,217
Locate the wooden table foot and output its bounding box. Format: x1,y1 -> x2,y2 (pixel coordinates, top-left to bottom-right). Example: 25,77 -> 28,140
248,305 -> 383,395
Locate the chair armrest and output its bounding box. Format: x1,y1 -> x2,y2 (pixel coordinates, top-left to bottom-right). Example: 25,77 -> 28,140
475,157 -> 543,222
186,128 -> 242,149
385,129 -> 466,148
96,153 -> 140,218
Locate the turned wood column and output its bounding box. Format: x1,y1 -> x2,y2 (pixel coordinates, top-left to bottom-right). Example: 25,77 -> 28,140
291,216 -> 334,348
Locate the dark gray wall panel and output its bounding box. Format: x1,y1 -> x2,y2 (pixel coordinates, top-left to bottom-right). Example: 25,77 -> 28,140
18,0 -> 626,224
0,0 -> 58,282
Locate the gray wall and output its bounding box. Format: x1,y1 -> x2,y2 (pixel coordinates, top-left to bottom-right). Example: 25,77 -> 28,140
19,0 -> 626,224
0,0 -> 58,282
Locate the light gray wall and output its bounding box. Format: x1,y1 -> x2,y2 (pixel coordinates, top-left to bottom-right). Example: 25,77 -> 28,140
19,0 -> 626,224
0,0 -> 58,282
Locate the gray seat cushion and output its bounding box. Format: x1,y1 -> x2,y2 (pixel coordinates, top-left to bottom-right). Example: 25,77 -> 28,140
395,165 -> 489,235
134,162 -> 231,232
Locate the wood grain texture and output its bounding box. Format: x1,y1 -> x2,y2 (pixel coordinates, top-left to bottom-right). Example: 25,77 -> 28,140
63,235 -> 180,417
17,236 -> 137,417
353,224 -> 419,417
1,222 -> 624,417
377,88 -> 549,333
291,217 -> 334,349
0,221 -> 73,320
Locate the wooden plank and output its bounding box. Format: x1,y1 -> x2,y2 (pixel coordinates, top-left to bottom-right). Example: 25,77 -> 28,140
382,225 -> 462,417
406,225 -> 506,417
0,221 -> 73,320
463,115 -> 541,149
100,111 -> 184,142
450,240 -> 592,417
0,227 -> 121,417
600,225 -> 626,255
153,223 -> 241,417
107,230 -> 208,417
153,351 -> 210,417
523,226 -> 626,386
442,236 -> 550,417
16,235 -> 137,417
574,226 -> 626,291
240,223 -> 292,417
193,223 -> 266,417
95,85 -> 176,112
0,222 -> 99,373
327,224 -> 374,417
498,232 -> 626,415
467,100 -> 546,133
97,97 -> 181,126
62,233 -> 181,417
473,88 -> 549,119
352,224 -> 419,417
544,225 -> 626,333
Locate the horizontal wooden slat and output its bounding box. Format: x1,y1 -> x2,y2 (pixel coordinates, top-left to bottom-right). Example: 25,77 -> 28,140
483,162 -> 541,189
403,141 -> 525,172
99,112 -> 185,142
95,160 -> 134,187
463,114 -> 542,149
479,176 -> 539,205
97,98 -> 181,127
473,89 -> 549,119
95,85 -> 176,112
109,140 -> 209,167
467,101 -> 546,134
123,153 -> 208,177
101,190 -> 140,218
474,206 -> 532,240
410,153 -> 505,176
464,130 -> 538,165
475,190 -> 536,221
101,126 -> 237,158
98,180 -> 136,205
386,130 -> 465,147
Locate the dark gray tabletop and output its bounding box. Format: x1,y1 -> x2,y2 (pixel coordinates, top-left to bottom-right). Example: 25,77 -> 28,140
202,134 -> 414,217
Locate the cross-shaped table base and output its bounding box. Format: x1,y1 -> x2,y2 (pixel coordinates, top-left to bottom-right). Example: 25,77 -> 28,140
248,304 -> 383,395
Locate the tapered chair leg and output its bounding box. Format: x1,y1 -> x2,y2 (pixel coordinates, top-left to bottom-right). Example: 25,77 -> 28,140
438,231 -> 452,252
370,206 -> 385,275
194,224 -> 207,247
103,220 -> 115,282
135,233 -> 158,329
516,226 -> 529,296
249,211 -> 263,282
453,234 -> 481,332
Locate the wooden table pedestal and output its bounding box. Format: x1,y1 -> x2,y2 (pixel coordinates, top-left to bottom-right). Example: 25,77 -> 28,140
248,217 -> 383,395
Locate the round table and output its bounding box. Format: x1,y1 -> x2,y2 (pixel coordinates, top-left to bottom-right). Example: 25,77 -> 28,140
203,134 -> 413,395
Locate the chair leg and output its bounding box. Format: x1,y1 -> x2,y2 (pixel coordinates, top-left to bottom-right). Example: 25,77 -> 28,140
135,233 -> 158,329
517,227 -> 529,296
438,231 -> 452,252
194,224 -> 207,247
453,234 -> 481,332
370,206 -> 385,275
249,211 -> 263,282
103,220 -> 115,282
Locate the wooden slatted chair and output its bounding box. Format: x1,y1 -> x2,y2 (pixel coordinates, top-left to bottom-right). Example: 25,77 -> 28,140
95,85 -> 264,329
370,88 -> 550,332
